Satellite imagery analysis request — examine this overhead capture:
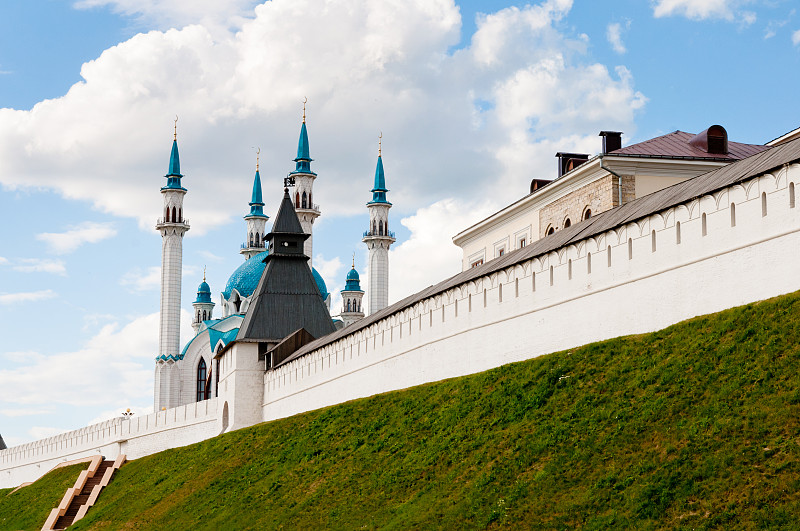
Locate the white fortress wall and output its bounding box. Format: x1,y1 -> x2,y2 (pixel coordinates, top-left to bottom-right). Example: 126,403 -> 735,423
0,398 -> 218,488
262,163 -> 800,422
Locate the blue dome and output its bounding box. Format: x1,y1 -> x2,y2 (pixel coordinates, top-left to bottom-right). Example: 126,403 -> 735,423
346,268 -> 359,281
222,251 -> 328,302
195,280 -> 212,303
343,266 -> 362,292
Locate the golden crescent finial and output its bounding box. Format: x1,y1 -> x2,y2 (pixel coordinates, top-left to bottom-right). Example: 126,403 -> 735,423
256,147 -> 260,171
303,97 -> 307,123
174,115 -> 178,141
378,131 -> 382,156
203,266 -> 206,282
352,252 -> 355,269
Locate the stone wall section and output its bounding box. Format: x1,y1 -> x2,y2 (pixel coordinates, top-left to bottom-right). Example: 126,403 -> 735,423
539,174 -> 615,238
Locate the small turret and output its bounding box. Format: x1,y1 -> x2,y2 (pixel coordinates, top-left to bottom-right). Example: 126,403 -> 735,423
340,256 -> 365,328
192,269 -> 215,334
363,133 -> 395,315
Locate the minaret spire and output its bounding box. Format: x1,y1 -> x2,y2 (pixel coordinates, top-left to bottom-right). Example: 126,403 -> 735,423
363,133 -> 395,315
155,120 -> 190,411
242,148 -> 269,260
291,99 -> 321,268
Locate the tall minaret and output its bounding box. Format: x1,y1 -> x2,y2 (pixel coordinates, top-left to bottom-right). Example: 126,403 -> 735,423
290,100 -> 320,267
154,119 -> 190,411
362,135 -> 395,315
241,150 -> 269,260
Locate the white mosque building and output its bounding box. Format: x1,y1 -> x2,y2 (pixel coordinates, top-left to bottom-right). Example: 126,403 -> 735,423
154,113 -> 392,412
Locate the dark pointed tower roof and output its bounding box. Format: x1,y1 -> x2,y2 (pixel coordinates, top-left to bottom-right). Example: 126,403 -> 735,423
0,433 -> 6,450
236,188 -> 335,342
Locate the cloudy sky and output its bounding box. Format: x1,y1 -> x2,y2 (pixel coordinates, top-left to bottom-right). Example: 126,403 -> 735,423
1,0 -> 798,446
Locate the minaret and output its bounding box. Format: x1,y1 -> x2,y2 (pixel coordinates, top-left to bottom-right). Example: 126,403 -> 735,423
191,270 -> 215,334
241,150 -> 269,260
362,134 -> 395,315
154,119 -> 190,411
290,99 -> 320,267
340,256 -> 365,327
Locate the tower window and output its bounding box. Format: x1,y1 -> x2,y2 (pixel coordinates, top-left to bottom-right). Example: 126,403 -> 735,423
302,191 -> 308,209
702,213 -> 707,236
197,358 -> 207,402
651,230 -> 656,252
762,192 -> 767,217
731,203 -> 736,227
178,208 -> 182,222
583,208 -> 592,220
564,218 -> 571,228
676,221 -> 681,244
172,206 -> 177,223
165,207 -> 171,222
295,192 -> 300,208
790,182 -> 796,209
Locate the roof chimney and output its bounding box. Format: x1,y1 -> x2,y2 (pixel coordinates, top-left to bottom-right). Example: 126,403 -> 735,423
555,152 -> 590,178
599,131 -> 623,154
689,125 -> 728,155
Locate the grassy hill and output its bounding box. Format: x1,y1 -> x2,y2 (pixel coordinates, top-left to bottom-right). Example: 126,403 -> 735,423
0,463 -> 86,530
7,291 -> 800,530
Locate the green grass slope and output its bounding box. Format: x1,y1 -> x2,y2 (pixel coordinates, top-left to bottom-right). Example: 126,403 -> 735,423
0,463 -> 85,530
64,292 -> 800,529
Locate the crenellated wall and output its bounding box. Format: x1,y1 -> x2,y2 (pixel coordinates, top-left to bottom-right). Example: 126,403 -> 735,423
3,162 -> 799,489
261,163 -> 800,423
0,399 -> 218,488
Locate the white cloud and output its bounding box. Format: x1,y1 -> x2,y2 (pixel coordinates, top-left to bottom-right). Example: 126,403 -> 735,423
793,29 -> 800,45
121,266 -> 161,291
36,221 -> 117,254
29,426 -> 70,440
314,253 -> 344,313
198,250 -> 224,263
0,312 -> 160,407
74,0 -> 260,34
387,198 -> 497,304
12,259 -> 66,275
606,22 -> 628,54
0,0 -> 645,238
0,408 -> 53,417
652,0 -> 754,23
0,289 -> 57,305
0,256 -> 8,264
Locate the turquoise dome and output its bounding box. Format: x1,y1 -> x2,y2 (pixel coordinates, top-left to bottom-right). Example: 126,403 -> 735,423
195,280 -> 212,303
343,266 -> 362,292
346,268 -> 359,281
222,251 -> 328,302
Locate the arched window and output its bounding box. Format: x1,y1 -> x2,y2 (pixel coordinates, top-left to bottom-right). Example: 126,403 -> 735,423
583,208 -> 592,220
702,213 -> 707,236
309,192 -> 312,207
302,191 -> 308,209
165,207 -> 171,222
347,299 -> 351,312
197,359 -> 207,401
546,226 -> 555,236
295,192 -> 300,208
178,208 -> 182,222
172,206 -> 177,223
762,192 -> 768,217
651,230 -> 656,252
379,222 -> 384,235
790,182 -> 796,209
676,221 -> 681,244
197,310 -> 201,321
249,232 -> 253,246
628,238 -> 633,259
564,218 -> 571,228
730,203 -> 736,227
384,221 -> 388,234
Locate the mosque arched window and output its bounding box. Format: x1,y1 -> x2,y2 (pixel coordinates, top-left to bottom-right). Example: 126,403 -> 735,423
295,192 -> 300,208
384,221 -> 388,234
178,208 -> 182,222
309,192 -> 312,207
302,191 -> 308,209
202,310 -> 207,321
196,359 -> 207,402
372,221 -> 377,234
165,207 -> 170,222
172,207 -> 177,223
347,299 -> 351,312
196,310 -> 200,322
255,233 -> 260,246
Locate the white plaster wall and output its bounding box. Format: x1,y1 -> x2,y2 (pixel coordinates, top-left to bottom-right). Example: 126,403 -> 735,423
0,399 -> 218,488
262,164 -> 800,423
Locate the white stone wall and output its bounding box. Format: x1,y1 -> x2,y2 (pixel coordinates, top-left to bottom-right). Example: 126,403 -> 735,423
3,163 -> 798,490
0,399 -> 218,488
262,163 -> 800,423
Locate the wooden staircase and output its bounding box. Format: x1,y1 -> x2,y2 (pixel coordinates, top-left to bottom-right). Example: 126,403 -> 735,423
42,454 -> 126,530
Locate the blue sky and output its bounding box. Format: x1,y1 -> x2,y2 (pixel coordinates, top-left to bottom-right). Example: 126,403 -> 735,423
1,0 -> 798,446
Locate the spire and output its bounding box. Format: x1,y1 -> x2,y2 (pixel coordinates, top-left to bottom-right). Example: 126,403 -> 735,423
369,136 -> 390,204
163,117 -> 185,190
292,101 -> 314,174
272,188 -> 305,235
247,153 -> 267,218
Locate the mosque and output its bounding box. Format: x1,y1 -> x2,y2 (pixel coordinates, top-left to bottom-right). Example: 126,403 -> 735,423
153,112 -> 394,411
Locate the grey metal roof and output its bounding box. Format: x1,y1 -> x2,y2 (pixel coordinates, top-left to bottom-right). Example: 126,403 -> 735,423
237,191 -> 335,342
277,136 -> 800,368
